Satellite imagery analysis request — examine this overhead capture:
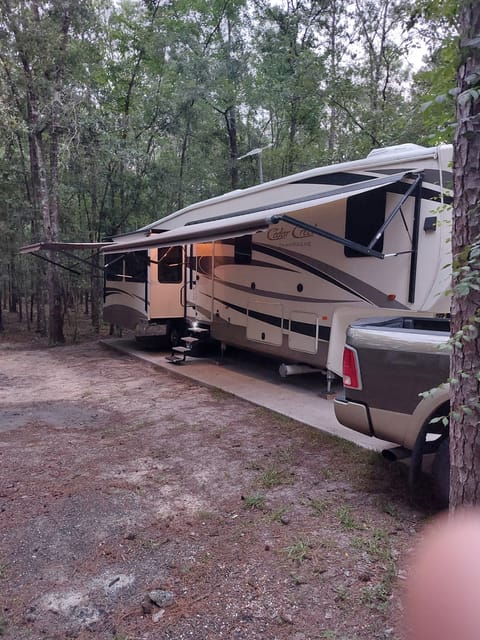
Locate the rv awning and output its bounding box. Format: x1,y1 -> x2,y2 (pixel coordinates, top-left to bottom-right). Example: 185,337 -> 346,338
102,171 -> 411,255
102,210 -> 275,254
20,241 -> 112,254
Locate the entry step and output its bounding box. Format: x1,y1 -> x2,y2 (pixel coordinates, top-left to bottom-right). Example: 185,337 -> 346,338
165,355 -> 186,364
172,346 -> 191,354
181,336 -> 199,345
189,326 -> 209,334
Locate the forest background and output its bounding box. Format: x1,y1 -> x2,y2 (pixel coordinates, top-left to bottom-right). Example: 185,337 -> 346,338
0,0 -> 457,341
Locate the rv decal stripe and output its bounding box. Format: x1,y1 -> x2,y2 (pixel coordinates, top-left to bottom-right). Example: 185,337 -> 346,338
293,171 -> 381,186
104,287 -> 149,306
214,251 -> 297,273
289,318 -> 330,341
293,169 -> 453,204
387,181 -> 453,204
253,244 -> 408,309
252,244 -> 372,303
213,277 -> 356,304
214,297 -> 331,342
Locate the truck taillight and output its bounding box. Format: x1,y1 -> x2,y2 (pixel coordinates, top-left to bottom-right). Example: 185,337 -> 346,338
342,346 -> 362,390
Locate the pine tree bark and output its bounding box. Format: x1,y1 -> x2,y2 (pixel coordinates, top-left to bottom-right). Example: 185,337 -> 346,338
34,131 -> 65,344
450,0 -> 480,509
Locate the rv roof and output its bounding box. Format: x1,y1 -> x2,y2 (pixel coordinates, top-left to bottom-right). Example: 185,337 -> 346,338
367,144 -> 429,159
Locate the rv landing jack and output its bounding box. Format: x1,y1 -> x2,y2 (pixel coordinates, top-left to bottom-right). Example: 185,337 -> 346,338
318,370 -> 337,400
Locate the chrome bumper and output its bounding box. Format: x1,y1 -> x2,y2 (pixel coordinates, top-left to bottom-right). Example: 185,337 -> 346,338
333,397 -> 372,437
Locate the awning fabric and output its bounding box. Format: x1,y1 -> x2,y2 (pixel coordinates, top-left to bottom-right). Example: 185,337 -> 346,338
102,171 -> 410,255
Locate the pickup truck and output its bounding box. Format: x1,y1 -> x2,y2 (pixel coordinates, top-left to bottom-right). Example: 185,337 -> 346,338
333,316 -> 450,504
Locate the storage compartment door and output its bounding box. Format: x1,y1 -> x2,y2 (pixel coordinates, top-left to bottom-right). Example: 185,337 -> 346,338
288,312 -> 319,354
246,301 -> 283,346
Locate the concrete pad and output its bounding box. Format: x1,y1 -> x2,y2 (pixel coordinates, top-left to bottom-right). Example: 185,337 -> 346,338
100,338 -> 390,451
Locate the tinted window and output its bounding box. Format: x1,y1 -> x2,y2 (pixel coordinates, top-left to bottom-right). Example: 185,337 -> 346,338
234,235 -> 252,264
158,246 -> 183,283
344,188 -> 386,257
124,251 -> 148,282
104,253 -> 123,281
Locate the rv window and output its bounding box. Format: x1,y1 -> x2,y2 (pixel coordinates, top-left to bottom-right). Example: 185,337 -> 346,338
344,188 -> 386,257
104,253 -> 123,281
158,246 -> 183,283
124,251 -> 148,282
234,235 -> 252,264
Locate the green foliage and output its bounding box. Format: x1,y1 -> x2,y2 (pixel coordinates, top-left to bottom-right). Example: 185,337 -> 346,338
408,0 -> 459,143
0,0 -> 458,331
283,538 -> 311,563
242,494 -> 266,510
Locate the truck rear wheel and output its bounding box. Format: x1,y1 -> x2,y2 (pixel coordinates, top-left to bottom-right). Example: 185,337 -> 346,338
432,437 -> 450,508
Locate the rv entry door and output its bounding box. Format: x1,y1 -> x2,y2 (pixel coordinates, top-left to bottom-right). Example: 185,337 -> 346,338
188,242 -> 214,323
149,246 -> 184,319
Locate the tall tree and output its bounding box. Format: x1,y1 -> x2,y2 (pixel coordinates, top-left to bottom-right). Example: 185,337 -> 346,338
0,0 -> 93,343
450,0 -> 480,508
253,0 -> 328,175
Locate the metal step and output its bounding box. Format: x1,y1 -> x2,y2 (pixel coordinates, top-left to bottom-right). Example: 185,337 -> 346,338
165,355 -> 186,364
189,326 -> 209,334
172,346 -> 191,354
181,336 -> 199,345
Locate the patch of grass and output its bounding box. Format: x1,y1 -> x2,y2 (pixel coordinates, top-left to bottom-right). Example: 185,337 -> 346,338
0,562 -> 7,579
253,406 -> 299,428
307,497 -> 328,516
209,388 -> 233,401
259,467 -> 292,488
360,582 -> 391,610
336,505 -> 360,530
352,529 -> 392,562
321,466 -> 336,480
284,538 -> 311,563
198,552 -> 213,564
273,447 -> 293,464
333,584 -> 349,602
354,530 -> 397,611
290,572 -> 308,585
270,507 -> 289,522
242,494 -> 266,510
381,501 -> 400,518
328,436 -> 369,465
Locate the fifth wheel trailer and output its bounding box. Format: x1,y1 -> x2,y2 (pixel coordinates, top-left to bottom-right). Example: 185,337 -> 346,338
96,142 -> 453,378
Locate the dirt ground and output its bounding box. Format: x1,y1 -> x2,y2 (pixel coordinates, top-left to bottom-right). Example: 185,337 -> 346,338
0,313 -> 439,640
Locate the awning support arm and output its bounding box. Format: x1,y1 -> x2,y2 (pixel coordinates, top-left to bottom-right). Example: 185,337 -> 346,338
408,177 -> 423,303
30,252 -> 82,276
367,173 -> 423,250
60,249 -> 105,272
273,214 -> 386,259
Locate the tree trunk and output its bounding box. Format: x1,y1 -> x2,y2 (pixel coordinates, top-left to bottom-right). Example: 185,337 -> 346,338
449,0 -> 480,509
34,132 -> 65,344
226,106 -> 239,190
90,251 -> 101,333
